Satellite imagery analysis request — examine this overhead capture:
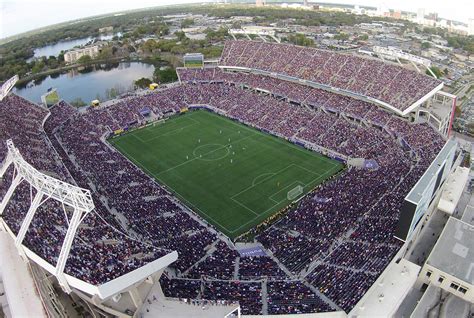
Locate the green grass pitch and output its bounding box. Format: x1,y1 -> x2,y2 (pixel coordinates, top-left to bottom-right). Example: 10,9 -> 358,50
110,110 -> 344,239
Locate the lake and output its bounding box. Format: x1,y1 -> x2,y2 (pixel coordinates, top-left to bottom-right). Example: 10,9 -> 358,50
30,33 -> 122,59
14,62 -> 155,104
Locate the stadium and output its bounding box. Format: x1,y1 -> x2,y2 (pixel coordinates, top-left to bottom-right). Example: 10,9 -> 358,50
0,40 -> 462,317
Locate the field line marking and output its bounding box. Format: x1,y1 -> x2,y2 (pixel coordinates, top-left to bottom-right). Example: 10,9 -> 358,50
111,111 -> 345,237
116,141 -> 237,233
268,180 -> 305,203
115,139 -> 342,236
229,165 -> 343,234
230,197 -> 260,216
252,172 -> 275,186
142,119 -> 199,142
230,164 -> 319,212
160,185 -> 236,232
131,133 -> 147,143
156,133 -> 254,177
230,164 -> 296,200
293,164 -> 323,178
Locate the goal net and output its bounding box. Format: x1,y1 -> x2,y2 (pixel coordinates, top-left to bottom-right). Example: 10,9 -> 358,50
287,185 -> 304,201
153,118 -> 166,126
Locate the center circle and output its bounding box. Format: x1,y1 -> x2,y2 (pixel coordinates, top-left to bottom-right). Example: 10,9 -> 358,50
193,143 -> 230,161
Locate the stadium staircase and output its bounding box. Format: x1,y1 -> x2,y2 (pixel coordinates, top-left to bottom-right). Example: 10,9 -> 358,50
264,248 -> 296,279
304,281 -> 343,312
179,239 -> 220,277
233,257 -> 240,280
261,280 -> 268,315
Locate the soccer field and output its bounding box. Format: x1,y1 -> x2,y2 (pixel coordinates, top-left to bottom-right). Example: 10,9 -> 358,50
110,110 -> 344,239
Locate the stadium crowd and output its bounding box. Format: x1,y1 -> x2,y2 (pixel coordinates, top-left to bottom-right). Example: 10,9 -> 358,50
0,56 -> 446,314
218,40 -> 441,111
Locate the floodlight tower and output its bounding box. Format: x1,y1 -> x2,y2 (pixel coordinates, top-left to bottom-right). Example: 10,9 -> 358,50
0,139 -> 95,293
0,75 -> 19,101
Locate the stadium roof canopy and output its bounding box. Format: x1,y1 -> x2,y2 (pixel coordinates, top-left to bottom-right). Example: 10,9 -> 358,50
219,40 -> 444,116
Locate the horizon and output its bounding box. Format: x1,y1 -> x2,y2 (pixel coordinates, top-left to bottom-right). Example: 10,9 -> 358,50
1,0 -> 473,40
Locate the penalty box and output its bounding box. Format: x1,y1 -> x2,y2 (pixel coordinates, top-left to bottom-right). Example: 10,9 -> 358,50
231,164 -> 322,215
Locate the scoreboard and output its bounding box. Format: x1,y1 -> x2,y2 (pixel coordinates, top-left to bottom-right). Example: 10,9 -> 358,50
395,139 -> 457,242
183,53 -> 204,68
41,88 -> 60,108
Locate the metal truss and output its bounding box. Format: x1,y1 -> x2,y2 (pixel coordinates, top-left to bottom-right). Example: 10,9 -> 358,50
0,75 -> 19,101
0,139 -> 95,293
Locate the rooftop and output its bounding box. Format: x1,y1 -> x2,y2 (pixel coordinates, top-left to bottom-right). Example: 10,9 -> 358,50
426,217 -> 474,285
461,195 -> 474,225
411,283 -> 473,318
350,259 -> 421,317
438,166 -> 470,214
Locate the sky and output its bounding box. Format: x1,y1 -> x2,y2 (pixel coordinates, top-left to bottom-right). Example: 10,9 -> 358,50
1,0 -> 473,39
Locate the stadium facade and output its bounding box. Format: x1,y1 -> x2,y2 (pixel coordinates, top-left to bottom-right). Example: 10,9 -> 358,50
0,40 -> 467,317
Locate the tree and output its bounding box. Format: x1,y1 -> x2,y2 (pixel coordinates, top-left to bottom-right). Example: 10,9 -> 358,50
174,31 -> 188,42
77,55 -> 92,64
461,152 -> 471,168
142,39 -> 158,53
287,33 -> 314,47
153,67 -> 178,83
70,97 -> 87,107
205,27 -> 229,42
155,24 -> 170,36
181,18 -> 194,29
426,66 -> 443,78
31,60 -> 45,74
454,106 -> 462,117
334,32 -> 349,42
58,52 -> 65,62
421,42 -> 431,49
134,77 -> 152,89
97,46 -> 113,60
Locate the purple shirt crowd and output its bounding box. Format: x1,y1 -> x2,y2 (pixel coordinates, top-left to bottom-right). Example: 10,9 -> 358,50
0,53 -> 445,315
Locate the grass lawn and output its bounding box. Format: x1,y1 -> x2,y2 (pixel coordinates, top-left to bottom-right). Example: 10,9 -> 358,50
109,110 -> 343,239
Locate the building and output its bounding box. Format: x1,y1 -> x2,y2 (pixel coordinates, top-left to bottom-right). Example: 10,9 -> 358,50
64,44 -> 102,64
99,26 -> 113,33
469,19 -> 474,35
418,217 -> 474,303
417,8 -> 425,25
427,12 -> 438,22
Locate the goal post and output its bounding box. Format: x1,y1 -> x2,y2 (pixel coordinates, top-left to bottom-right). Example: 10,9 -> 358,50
287,185 -> 304,201
153,118 -> 166,126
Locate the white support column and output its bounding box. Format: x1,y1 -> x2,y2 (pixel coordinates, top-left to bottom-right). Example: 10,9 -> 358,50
15,191 -> 43,248
55,207 -> 83,293
0,139 -> 95,294
426,66 -> 437,79
129,287 -> 143,309
225,306 -> 241,318
0,173 -> 22,215
410,60 -> 421,73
